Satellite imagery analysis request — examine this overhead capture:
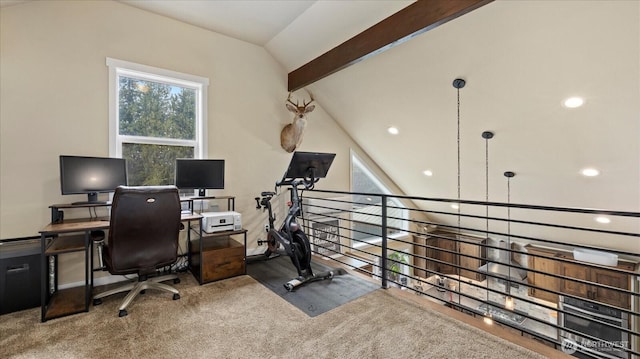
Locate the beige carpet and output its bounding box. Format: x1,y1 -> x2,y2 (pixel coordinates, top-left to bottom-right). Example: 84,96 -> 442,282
0,273 -> 547,359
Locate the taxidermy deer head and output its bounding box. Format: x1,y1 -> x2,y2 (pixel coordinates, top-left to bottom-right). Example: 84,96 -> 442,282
280,92 -> 315,153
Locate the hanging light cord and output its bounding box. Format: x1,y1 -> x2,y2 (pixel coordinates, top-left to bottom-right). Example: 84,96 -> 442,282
504,171 -> 515,309
485,135 -> 490,306
507,178 -> 511,240
457,86 -> 461,231
507,175 -> 512,290
481,130 -> 494,310
485,136 -> 489,237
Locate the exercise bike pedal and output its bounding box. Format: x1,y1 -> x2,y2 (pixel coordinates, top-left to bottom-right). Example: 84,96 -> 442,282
284,278 -> 303,292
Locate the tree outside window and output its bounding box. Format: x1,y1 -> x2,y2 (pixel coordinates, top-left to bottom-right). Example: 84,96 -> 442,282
108,58 -> 208,187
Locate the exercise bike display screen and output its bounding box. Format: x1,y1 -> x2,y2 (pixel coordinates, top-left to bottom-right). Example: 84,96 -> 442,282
281,151 -> 336,181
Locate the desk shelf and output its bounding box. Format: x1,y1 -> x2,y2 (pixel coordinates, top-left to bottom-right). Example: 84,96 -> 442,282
182,196 -> 236,212
45,234 -> 85,255
43,286 -> 86,321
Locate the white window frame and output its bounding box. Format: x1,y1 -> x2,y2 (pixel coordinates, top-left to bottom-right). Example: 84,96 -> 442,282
350,150 -> 408,248
107,58 -> 209,160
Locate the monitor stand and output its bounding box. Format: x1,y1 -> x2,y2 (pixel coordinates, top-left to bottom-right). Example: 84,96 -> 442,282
71,201 -> 108,206
71,192 -> 107,206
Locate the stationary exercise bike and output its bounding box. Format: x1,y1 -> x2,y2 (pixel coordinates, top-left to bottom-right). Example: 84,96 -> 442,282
254,152 -> 336,291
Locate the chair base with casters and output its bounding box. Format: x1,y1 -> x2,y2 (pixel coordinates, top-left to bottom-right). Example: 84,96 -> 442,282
93,274 -> 181,317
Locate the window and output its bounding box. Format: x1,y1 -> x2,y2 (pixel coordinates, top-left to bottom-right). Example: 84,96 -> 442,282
350,151 -> 408,246
107,58 -> 208,186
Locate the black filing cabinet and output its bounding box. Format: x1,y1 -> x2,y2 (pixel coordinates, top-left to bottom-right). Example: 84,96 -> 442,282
0,237 -> 41,314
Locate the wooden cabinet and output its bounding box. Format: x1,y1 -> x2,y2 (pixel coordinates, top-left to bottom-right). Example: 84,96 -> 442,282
458,237 -> 487,281
425,235 -> 457,275
187,196 -> 247,285
420,231 -> 486,281
413,235 -> 427,278
526,245 -> 563,303
526,244 -> 636,309
189,230 -> 247,284
199,236 -> 245,282
561,258 -> 634,309
591,265 -> 633,308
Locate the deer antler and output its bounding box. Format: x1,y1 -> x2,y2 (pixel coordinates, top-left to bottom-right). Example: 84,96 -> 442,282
287,92 -> 315,110
303,93 -> 314,107
286,92 -> 298,107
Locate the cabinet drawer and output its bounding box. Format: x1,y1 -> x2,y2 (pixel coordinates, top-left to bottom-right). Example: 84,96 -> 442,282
200,239 -> 245,282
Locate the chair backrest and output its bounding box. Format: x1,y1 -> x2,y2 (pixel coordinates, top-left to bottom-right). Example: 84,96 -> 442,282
106,185 -> 181,276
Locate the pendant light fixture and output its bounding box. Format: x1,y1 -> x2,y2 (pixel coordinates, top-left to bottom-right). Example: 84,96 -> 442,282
482,131 -> 494,239
453,78 -> 466,307
504,171 -> 516,311
482,130 -> 494,324
453,78 -> 465,231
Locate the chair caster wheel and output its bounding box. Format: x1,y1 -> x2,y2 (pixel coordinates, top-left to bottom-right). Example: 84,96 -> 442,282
118,309 -> 128,317
173,278 -> 181,284
173,293 -> 180,300
93,298 -> 102,306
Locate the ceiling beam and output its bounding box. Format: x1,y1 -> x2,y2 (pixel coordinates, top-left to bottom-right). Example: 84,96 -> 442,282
288,0 -> 493,92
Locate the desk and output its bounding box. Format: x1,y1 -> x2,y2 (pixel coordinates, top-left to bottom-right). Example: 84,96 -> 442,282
38,212 -> 202,322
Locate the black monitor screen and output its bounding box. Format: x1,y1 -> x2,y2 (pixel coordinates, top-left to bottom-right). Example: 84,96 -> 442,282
59,155 -> 128,204
282,151 -> 335,180
175,159 -> 225,195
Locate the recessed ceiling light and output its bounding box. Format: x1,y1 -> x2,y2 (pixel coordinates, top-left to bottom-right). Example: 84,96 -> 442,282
595,216 -> 611,224
423,170 -> 433,176
387,126 -> 399,135
563,97 -> 584,108
580,168 -> 600,177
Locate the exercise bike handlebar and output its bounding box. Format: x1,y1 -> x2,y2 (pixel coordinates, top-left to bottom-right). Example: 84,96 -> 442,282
275,176 -> 319,189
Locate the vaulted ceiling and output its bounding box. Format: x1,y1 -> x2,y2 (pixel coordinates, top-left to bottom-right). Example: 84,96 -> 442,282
5,0 -> 637,220
121,0 -> 640,217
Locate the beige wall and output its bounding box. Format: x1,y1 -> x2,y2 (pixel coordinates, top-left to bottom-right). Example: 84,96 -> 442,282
0,1 -> 367,284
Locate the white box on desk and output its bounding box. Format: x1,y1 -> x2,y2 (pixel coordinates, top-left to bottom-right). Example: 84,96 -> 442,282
201,211 -> 242,233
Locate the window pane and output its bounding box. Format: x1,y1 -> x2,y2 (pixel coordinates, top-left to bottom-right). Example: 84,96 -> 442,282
352,159 -> 384,206
123,143 -> 194,186
351,152 -> 408,243
118,77 -> 196,140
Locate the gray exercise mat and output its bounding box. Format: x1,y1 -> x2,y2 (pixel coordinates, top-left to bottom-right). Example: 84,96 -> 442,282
246,254 -> 380,317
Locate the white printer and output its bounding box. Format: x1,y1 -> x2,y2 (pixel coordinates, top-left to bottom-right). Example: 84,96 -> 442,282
200,211 -> 242,233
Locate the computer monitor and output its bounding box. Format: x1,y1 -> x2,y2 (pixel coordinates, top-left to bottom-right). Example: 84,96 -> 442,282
59,155 -> 128,205
280,151 -> 336,182
175,159 -> 225,197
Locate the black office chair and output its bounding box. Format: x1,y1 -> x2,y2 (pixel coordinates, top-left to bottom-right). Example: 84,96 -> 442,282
92,185 -> 182,317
